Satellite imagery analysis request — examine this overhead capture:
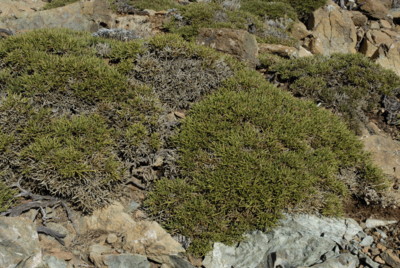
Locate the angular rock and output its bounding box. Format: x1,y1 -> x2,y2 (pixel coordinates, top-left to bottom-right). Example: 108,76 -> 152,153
289,21 -> 311,40
308,1 -> 357,55
381,251 -> 400,267
350,11 -> 368,26
258,43 -> 298,58
389,8 -> 400,20
168,255 -> 196,268
203,214 -> 363,268
196,28 -> 259,67
365,219 -> 398,229
360,236 -> 374,247
357,0 -> 389,19
310,253 -> 359,268
103,254 -> 151,268
359,38 -> 378,57
43,255 -> 68,268
0,216 -> 43,268
380,19 -> 393,29
89,244 -> 113,267
370,30 -> 394,45
298,46 -> 313,57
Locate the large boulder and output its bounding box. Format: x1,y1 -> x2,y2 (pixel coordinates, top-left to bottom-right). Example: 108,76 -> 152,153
357,0 -> 389,19
0,0 -> 45,18
308,1 -> 357,55
373,41 -> 400,76
203,214 -> 363,268
0,216 -> 43,268
196,28 -> 259,67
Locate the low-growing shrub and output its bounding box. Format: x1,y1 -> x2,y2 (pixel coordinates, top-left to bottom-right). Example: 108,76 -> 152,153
145,68 -> 387,256
269,53 -> 400,133
43,0 -> 79,10
240,0 -> 297,21
0,30 -> 235,212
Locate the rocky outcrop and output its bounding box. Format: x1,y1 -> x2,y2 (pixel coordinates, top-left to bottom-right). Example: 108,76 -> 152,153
0,0 -> 164,38
357,0 -> 389,19
196,28 -> 259,67
307,1 -> 357,55
0,216 -> 44,268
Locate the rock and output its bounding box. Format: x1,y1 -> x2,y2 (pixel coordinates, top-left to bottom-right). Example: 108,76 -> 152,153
374,42 -> 400,76
370,30 -> 394,45
298,46 -> 313,57
370,21 -> 382,30
380,19 -> 393,29
350,11 -> 368,26
168,255 -> 196,268
43,255 -> 68,268
361,124 -> 400,179
89,244 -> 113,267
103,254 -> 151,268
360,236 -> 375,247
107,233 -> 119,244
310,253 -> 359,268
365,219 -> 398,229
381,251 -> 400,267
203,214 -> 363,268
308,1 -> 357,55
357,0 -> 389,19
389,8 -> 400,20
258,43 -> 298,58
359,38 -> 379,57
290,21 -> 311,40
0,216 -> 43,268
374,255 -> 386,264
0,0 -> 45,18
82,202 -> 184,265
359,254 -> 380,268
196,28 -> 259,67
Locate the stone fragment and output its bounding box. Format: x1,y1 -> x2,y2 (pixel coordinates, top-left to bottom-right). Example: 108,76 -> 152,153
370,21 -> 381,30
380,19 -> 393,29
358,0 -> 389,19
103,254 -> 151,268
370,30 -> 393,45
374,255 -> 386,264
365,219 -> 398,229
107,233 -> 118,244
0,216 -> 43,268
381,251 -> 400,267
258,43 -> 298,58
43,255 -> 68,268
360,236 -> 375,247
196,28 -> 259,67
89,244 -> 113,267
310,253 -> 359,268
290,21 -> 311,40
350,11 -> 368,26
298,46 -> 313,57
308,1 -> 357,55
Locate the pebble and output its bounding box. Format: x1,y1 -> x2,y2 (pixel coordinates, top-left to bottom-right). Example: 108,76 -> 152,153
360,236 -> 374,247
373,255 -> 385,264
106,233 -> 118,244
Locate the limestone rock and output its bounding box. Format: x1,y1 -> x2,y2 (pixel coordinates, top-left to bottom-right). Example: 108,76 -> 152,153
357,0 -> 389,19
0,216 -> 43,268
310,253 -> 359,268
258,43 -> 298,58
350,11 -> 368,26
365,219 -> 398,229
196,28 -> 259,67
203,214 -> 363,268
308,1 -> 357,55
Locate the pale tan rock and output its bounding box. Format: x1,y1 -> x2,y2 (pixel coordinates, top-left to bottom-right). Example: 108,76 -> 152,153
361,124 -> 400,179
380,19 -> 393,29
106,233 -> 118,244
0,0 -> 45,18
289,21 -> 311,40
381,251 -> 400,267
358,0 -> 389,19
370,30 -> 393,45
196,28 -> 259,67
374,42 -> 400,76
381,28 -> 400,39
308,1 -> 357,55
258,43 -> 298,58
374,255 -> 386,264
370,21 -> 381,30
350,10 -> 368,26
298,46 -> 313,57
389,8 -> 400,19
89,244 -> 113,268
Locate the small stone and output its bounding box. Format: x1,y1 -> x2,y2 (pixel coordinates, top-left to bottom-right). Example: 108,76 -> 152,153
44,255 -> 68,268
107,233 -> 118,244
362,246 -> 371,254
104,254 -> 151,268
377,243 -> 387,251
380,19 -> 392,29
374,255 -> 386,264
365,219 -> 397,229
381,251 -> 400,267
174,111 -> 186,119
376,229 -> 388,239
360,236 -> 375,247
370,21 -> 381,30
370,248 -> 381,256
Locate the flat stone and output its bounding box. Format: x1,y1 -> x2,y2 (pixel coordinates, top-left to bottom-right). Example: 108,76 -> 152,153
0,216 -> 43,268
103,254 -> 151,268
310,253 -> 359,268
366,219 -> 398,229
360,236 -> 375,247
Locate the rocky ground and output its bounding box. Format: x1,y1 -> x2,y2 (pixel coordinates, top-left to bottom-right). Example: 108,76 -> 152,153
1,0 -> 400,268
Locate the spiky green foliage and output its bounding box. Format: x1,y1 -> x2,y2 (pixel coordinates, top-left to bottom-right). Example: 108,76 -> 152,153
0,181 -> 15,213
240,0 -> 298,21
145,68 -> 387,256
43,0 -> 79,10
0,29 -> 160,211
270,53 -> 400,133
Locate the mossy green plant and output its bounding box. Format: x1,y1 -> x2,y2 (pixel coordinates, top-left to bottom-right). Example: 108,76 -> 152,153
145,68 -> 387,256
269,53 -> 400,133
43,0 -> 79,10
125,0 -> 178,10
240,0 -> 298,21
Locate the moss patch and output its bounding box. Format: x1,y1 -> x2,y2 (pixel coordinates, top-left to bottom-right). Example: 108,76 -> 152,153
43,0 -> 79,10
145,68 -> 387,256
269,53 -> 400,133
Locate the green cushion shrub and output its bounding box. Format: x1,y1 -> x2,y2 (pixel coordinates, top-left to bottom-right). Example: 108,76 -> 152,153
43,0 -> 79,10
145,68 -> 387,256
240,0 -> 298,21
269,53 -> 400,133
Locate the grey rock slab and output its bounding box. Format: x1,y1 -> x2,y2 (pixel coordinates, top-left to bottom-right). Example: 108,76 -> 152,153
168,255 -> 196,268
44,256 -> 68,268
310,253 -> 359,268
360,236 -> 374,247
0,216 -> 44,268
365,219 -> 397,229
103,254 -> 151,268
203,214 -> 363,268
